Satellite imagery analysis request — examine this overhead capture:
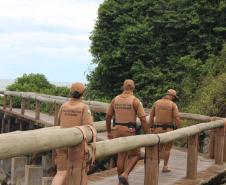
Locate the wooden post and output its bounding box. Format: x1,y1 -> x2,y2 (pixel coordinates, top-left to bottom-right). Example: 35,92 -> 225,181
208,130 -> 215,159
21,98 -> 26,115
9,96 -> 13,111
35,100 -> 41,120
19,120 -> 23,131
11,156 -> 27,185
54,103 -> 60,125
1,115 -> 5,133
186,134 -> 198,179
224,127 -> 226,162
215,127 -> 224,165
144,145 -> 159,185
42,177 -> 53,185
24,165 -> 43,185
2,95 -> 7,110
42,155 -> 52,176
7,118 -> 11,133
2,159 -> 11,173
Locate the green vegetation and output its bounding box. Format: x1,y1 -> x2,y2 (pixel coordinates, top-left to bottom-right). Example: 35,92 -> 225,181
1,74 -> 70,113
88,0 -> 226,109
7,74 -> 69,97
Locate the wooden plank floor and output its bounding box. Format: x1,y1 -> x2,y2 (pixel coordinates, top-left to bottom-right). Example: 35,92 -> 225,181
89,149 -> 217,185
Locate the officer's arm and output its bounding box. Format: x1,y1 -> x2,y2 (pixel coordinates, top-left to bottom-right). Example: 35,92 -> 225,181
173,104 -> 181,128
105,100 -> 114,133
149,104 -> 155,128
135,99 -> 149,134
140,116 -> 149,134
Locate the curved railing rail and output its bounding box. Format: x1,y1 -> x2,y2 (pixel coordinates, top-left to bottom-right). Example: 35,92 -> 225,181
0,91 -> 223,126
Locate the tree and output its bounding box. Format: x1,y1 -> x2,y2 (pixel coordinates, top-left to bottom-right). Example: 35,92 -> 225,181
89,0 -> 226,106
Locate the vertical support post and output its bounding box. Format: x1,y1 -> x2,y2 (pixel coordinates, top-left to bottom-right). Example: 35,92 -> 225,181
3,95 -> 7,110
18,119 -> 23,131
9,96 -> 13,111
186,134 -> 198,179
2,159 -> 12,173
215,127 -> 224,165
1,114 -> 5,133
42,177 -> 53,185
11,157 -> 27,185
24,165 -> 43,185
42,155 -> 52,176
35,100 -> 40,120
54,103 -> 60,125
209,130 -> 215,159
224,122 -> 226,162
144,145 -> 159,185
21,98 -> 26,115
7,118 -> 11,132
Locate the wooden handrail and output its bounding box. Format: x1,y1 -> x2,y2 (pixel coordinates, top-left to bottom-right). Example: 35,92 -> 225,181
2,91 -> 224,122
0,119 -> 224,160
0,125 -> 93,160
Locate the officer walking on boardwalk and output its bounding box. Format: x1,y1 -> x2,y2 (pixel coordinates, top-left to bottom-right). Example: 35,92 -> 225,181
51,82 -> 93,185
150,89 -> 181,173
106,79 -> 148,185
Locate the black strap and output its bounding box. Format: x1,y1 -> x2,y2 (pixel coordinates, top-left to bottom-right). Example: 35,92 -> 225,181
114,122 -> 136,128
154,124 -> 177,130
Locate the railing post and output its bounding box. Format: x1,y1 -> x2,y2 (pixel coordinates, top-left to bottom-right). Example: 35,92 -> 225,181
215,126 -> 224,165
9,95 -> 13,111
224,122 -> 226,162
11,156 -> 27,185
186,134 -> 198,179
54,102 -> 60,125
1,114 -> 6,133
144,145 -> 159,185
24,165 -> 43,185
42,177 -> 53,185
208,130 -> 215,159
2,94 -> 7,110
7,118 -> 11,132
35,100 -> 41,120
21,98 -> 26,115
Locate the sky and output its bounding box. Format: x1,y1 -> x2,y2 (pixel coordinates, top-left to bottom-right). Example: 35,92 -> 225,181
0,0 -> 103,83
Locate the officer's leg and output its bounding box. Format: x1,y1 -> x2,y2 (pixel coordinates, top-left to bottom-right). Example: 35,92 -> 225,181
68,167 -> 87,185
51,170 -> 67,185
117,152 -> 128,175
52,149 -> 68,185
162,141 -> 172,172
121,151 -> 139,178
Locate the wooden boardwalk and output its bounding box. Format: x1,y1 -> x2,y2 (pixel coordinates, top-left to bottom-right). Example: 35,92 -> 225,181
0,107 -> 225,185
89,149 -> 224,185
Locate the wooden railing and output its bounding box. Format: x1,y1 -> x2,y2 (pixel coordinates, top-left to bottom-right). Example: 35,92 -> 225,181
0,91 -> 223,128
0,91 -> 226,185
0,120 -> 225,185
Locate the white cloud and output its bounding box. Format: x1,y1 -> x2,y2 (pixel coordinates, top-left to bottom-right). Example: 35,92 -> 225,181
0,0 -> 103,81
0,0 -> 101,31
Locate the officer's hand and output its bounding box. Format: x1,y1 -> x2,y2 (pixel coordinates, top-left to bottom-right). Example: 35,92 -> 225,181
107,132 -> 113,139
150,128 -> 155,133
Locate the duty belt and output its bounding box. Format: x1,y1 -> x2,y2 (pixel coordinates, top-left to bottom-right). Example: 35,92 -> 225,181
114,122 -> 141,135
114,122 -> 136,128
153,124 -> 177,130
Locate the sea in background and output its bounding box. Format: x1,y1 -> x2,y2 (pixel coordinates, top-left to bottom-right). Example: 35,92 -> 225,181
0,79 -> 71,91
